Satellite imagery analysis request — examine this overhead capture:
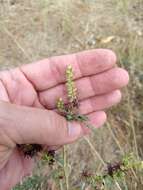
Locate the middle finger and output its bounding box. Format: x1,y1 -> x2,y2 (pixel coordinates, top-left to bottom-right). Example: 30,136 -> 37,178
39,67 -> 129,109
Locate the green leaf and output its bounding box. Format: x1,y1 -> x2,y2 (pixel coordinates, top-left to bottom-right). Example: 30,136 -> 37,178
75,114 -> 89,122
66,114 -> 74,121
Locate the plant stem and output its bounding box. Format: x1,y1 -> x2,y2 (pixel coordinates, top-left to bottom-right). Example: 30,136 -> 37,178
84,136 -> 106,166
63,146 -> 69,190
106,122 -> 124,154
126,89 -> 139,159
115,181 -> 122,190
59,180 -> 64,190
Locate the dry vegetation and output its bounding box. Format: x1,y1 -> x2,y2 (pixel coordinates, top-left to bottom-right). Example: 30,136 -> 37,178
0,0 -> 143,189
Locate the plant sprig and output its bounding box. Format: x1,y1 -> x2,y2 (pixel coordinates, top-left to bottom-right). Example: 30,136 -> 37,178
17,65 -> 90,159
57,65 -> 90,124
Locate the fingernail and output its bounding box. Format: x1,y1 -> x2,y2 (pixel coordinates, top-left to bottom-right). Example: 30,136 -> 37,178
68,122 -> 82,138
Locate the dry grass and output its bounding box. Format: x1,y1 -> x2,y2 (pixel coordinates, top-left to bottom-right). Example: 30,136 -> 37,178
0,0 -> 143,189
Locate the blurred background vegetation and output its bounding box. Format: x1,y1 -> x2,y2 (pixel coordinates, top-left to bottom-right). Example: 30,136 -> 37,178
0,0 -> 143,189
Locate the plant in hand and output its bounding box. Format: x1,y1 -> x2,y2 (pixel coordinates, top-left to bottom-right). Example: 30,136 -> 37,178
17,65 -> 90,160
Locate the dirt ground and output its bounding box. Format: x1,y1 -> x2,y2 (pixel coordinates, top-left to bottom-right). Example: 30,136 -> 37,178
0,0 -> 142,67
0,0 -> 143,189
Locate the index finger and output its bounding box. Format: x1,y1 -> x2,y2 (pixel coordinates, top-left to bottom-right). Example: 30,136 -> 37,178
20,49 -> 116,91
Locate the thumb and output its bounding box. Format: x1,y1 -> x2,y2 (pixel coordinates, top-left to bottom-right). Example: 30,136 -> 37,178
0,101 -> 82,147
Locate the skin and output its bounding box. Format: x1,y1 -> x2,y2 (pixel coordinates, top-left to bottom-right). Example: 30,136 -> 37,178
0,49 -> 129,189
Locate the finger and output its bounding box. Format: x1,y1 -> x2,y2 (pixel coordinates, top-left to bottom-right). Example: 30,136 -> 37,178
53,90 -> 121,114
48,110 -> 107,149
0,102 -> 107,147
20,49 -> 116,91
0,101 -> 81,147
87,111 -> 107,127
79,90 -> 121,114
0,80 -> 9,101
39,68 -> 129,109
82,111 -> 107,135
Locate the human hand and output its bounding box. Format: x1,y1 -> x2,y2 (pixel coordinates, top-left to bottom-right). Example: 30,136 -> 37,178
0,49 -> 129,189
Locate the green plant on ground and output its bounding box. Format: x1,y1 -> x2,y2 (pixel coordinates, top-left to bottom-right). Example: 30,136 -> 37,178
13,153 -> 143,190
81,153 -> 143,189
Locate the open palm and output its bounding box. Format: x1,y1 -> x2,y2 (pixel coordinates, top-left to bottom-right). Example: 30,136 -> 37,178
0,49 -> 129,189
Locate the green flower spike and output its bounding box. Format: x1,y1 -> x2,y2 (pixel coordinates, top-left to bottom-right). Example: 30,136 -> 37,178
57,98 -> 65,113
56,65 -> 89,123
66,65 -> 77,103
